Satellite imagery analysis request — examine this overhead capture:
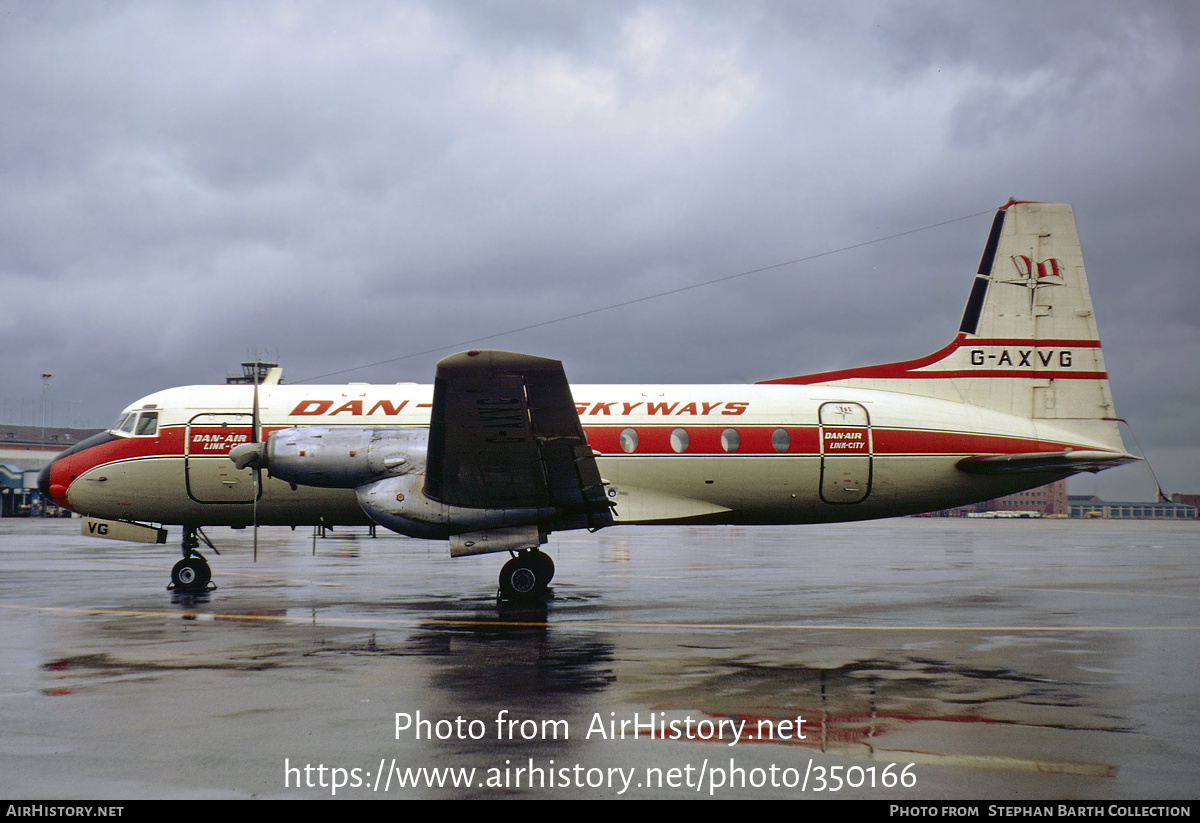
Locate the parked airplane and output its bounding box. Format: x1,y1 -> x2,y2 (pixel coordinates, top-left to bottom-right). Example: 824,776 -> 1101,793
39,200 -> 1137,599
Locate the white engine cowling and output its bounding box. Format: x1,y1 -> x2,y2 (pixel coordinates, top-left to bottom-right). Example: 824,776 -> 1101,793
354,473 -> 558,540
262,426 -> 427,488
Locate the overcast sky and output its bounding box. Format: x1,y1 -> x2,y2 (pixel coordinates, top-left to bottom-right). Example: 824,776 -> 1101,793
2,1 -> 1196,501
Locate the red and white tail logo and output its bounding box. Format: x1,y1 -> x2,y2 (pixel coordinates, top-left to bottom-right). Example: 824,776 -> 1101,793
1009,254 -> 1065,283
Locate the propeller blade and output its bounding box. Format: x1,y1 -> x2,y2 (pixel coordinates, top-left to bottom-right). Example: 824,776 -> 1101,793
251,374 -> 261,445
253,464 -> 259,563
252,363 -> 261,563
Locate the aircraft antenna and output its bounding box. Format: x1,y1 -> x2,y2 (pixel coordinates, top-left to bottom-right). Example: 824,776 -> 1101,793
1112,418 -> 1169,503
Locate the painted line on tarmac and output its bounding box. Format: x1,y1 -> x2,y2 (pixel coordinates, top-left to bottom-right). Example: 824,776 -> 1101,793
888,583 -> 1200,601
2,603 -> 1198,633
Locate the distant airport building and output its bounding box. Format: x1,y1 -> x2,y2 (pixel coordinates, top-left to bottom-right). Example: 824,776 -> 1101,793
933,482 -> 1196,519
1,423 -> 103,517
1069,496 -> 1197,520
1170,493 -> 1200,509
930,478 -> 1069,517
0,464 -> 38,516
987,478 -> 1069,516
226,361 -> 282,384
0,424 -> 102,471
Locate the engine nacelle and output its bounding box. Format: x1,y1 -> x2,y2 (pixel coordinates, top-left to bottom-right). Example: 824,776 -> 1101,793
355,473 -> 558,540
262,426 -> 427,488
232,424 -> 600,554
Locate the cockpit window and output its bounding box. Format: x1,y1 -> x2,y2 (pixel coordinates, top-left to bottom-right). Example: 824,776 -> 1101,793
135,412 -> 159,436
111,411 -> 158,436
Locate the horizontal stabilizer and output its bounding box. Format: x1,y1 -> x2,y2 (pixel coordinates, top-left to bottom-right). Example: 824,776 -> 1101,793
957,450 -> 1139,476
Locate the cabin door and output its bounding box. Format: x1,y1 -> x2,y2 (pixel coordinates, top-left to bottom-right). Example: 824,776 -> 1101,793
185,413 -> 257,503
818,402 -> 872,504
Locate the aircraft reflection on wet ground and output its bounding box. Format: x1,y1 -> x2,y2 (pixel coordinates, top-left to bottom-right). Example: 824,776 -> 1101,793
1,517 -> 1197,798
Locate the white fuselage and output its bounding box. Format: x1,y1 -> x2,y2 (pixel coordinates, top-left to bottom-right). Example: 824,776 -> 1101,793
49,380 -> 1106,530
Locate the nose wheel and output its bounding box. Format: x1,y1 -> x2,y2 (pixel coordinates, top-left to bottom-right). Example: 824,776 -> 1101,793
169,526 -> 216,592
170,555 -> 212,591
498,550 -> 554,601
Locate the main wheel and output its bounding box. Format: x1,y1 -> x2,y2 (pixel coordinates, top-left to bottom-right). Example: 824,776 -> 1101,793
498,552 -> 550,600
530,551 -> 554,584
171,556 -> 211,591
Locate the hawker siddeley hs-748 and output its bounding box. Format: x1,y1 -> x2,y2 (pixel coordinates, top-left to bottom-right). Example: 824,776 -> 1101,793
40,200 -> 1137,599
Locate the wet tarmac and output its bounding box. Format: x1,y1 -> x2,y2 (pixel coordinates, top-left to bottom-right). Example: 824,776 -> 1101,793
1,516 -> 1197,799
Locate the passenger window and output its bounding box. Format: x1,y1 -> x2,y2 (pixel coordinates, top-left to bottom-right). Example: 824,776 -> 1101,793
670,428 -> 689,453
772,428 -> 790,453
135,412 -> 159,436
721,428 -> 740,453
619,428 -> 638,454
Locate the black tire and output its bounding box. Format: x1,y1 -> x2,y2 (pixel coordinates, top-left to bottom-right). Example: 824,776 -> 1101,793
171,557 -> 211,591
498,553 -> 548,600
529,551 -> 555,584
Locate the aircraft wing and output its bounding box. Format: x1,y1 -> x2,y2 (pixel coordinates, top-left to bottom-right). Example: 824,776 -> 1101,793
424,350 -> 613,530
957,450 -> 1140,475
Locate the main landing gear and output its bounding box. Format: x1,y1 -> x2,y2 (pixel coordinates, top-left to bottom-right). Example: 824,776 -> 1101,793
168,526 -> 216,592
498,550 -> 555,601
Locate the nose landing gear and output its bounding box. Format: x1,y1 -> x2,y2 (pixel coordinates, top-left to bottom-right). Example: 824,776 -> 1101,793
168,526 -> 217,592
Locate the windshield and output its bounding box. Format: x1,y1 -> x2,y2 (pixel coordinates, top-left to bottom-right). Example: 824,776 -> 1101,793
110,411 -> 159,437
135,411 -> 158,436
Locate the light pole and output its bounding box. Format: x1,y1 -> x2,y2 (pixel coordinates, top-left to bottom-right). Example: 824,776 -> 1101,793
40,373 -> 52,451
38,373 -> 52,517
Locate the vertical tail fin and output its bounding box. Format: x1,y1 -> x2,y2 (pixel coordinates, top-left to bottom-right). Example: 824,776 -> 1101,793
761,200 -> 1125,452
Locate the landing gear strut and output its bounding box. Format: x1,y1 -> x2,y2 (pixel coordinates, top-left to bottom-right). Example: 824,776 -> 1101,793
169,526 -> 215,592
498,550 -> 555,601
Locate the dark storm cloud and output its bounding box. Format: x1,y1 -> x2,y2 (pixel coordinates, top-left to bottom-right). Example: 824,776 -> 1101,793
1,1 -> 1196,501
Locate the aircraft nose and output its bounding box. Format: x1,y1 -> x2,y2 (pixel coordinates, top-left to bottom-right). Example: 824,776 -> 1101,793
37,461 -> 53,499
35,430 -> 121,511
37,456 -> 73,508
